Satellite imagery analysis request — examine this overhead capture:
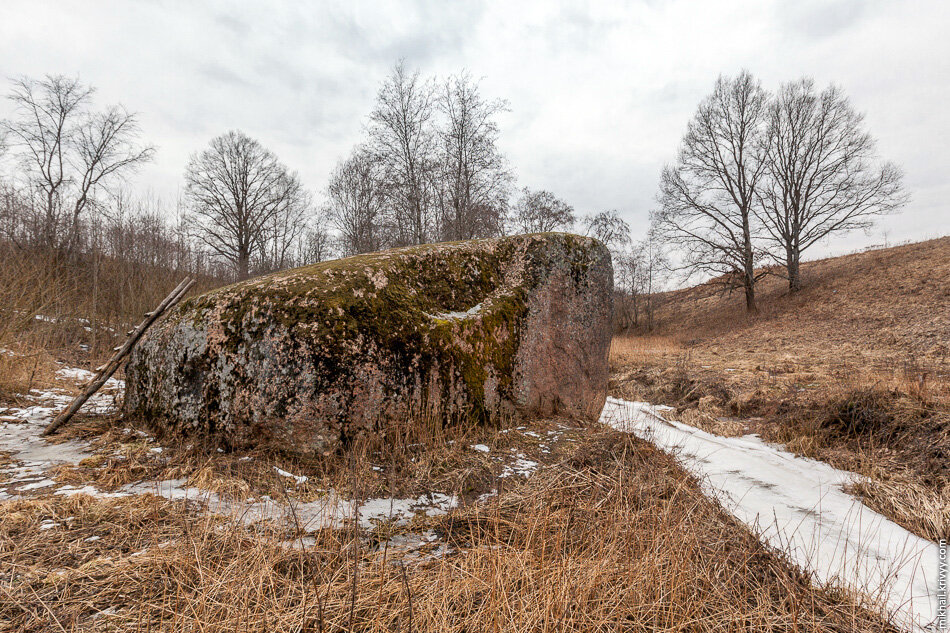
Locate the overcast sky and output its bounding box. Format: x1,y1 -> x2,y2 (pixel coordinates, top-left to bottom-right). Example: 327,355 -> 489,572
2,0 -> 948,257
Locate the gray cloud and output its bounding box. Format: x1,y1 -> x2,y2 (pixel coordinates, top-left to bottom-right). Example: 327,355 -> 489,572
0,0 -> 946,259
777,0 -> 874,41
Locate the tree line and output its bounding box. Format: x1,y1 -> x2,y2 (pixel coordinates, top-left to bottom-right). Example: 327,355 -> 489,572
651,70 -> 907,311
0,64 -> 652,288
0,66 -> 906,333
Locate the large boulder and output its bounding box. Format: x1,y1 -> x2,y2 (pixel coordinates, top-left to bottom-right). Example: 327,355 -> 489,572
125,233 -> 613,454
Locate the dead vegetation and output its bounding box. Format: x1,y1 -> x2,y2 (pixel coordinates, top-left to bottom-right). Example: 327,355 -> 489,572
611,237 -> 950,542
1,421 -> 893,632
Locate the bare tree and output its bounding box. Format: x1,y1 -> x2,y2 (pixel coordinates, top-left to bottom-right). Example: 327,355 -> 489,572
325,147 -> 389,256
255,186 -> 312,273
184,130 -> 309,280
368,61 -> 437,246
614,235 -> 666,332
298,218 -> 335,266
653,70 -> 769,312
583,210 -> 631,253
1,75 -> 154,251
436,72 -> 512,240
759,79 -> 908,292
510,188 -> 575,234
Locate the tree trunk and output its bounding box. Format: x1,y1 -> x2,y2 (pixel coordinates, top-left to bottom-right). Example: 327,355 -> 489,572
741,209 -> 758,313
237,249 -> 250,280
744,278 -> 757,313
786,246 -> 801,293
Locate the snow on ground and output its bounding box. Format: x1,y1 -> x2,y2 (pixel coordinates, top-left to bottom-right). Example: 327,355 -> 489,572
122,478 -> 458,531
0,368 -> 125,499
55,366 -> 97,382
0,364 -> 458,534
600,397 -> 940,632
4,362 -> 941,629
499,452 -> 539,478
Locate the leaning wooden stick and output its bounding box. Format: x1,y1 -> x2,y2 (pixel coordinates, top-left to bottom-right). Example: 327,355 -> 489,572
42,277 -> 196,437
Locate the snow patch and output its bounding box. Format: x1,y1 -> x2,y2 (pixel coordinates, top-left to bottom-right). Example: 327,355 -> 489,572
274,467 -> 308,485
56,367 -> 96,382
600,397 -> 939,632
123,478 -> 458,532
500,454 -> 539,478
15,478 -> 57,491
430,303 -> 483,320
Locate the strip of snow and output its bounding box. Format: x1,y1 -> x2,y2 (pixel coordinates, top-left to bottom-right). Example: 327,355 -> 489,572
600,397 -> 939,632
123,478 -> 458,531
430,303 -> 483,320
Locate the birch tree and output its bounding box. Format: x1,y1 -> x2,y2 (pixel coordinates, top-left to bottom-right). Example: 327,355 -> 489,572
436,72 -> 512,240
368,61 -> 437,246
510,188 -> 575,234
325,147 -> 388,256
1,75 -> 154,251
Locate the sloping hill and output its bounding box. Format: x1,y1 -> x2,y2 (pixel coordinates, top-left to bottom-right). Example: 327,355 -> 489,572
650,236 -> 950,375
611,236 -> 950,542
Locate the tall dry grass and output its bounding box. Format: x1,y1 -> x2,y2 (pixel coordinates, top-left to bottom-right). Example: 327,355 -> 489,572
0,244 -> 225,399
611,330 -> 950,542
0,427 -> 893,632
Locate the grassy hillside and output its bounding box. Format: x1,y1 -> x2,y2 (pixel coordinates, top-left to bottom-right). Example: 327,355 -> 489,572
651,236 -> 949,375
611,236 -> 950,541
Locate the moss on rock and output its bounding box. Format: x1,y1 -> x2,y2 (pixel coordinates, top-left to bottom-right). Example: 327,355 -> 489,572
125,233 -> 613,455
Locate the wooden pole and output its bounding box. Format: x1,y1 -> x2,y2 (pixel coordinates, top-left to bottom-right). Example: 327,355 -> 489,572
42,277 -> 196,437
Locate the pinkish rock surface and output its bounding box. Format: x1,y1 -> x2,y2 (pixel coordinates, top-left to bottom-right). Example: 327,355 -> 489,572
125,233 -> 613,454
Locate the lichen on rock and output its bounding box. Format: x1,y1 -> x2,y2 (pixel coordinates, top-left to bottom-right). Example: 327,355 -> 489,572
125,233 -> 613,455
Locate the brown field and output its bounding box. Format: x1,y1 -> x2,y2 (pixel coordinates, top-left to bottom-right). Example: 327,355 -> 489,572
611,236 -> 950,541
5,238 -> 944,630
0,340 -> 894,631
1,407 -> 892,632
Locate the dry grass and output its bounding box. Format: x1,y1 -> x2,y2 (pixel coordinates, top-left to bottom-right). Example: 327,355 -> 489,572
0,345 -> 59,403
0,424 -> 893,632
0,245 -> 222,376
611,236 -> 950,542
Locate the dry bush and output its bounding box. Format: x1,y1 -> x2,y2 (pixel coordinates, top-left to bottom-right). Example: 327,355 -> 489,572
766,385 -> 950,540
0,348 -> 58,403
0,243 -> 225,379
0,428 -> 893,632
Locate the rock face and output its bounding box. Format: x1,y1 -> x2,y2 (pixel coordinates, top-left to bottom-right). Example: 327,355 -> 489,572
125,233 -> 613,454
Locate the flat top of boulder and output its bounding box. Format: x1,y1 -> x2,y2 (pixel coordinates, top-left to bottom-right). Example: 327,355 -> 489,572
172,232 -> 607,341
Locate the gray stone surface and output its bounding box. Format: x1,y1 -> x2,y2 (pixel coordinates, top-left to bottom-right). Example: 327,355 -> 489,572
125,233 -> 613,454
